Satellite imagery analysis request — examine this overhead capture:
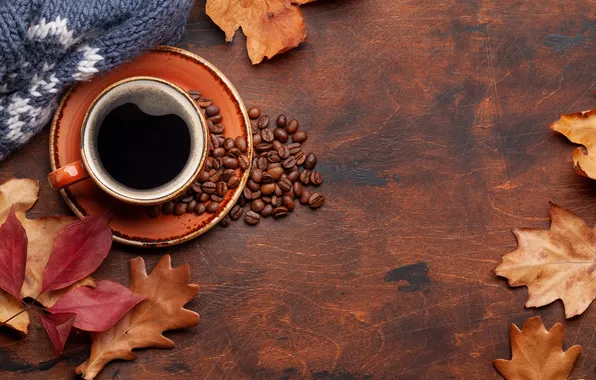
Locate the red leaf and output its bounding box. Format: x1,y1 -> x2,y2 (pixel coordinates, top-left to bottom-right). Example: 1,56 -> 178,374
41,215 -> 111,293
47,280 -> 144,332
0,208 -> 27,298
40,312 -> 76,355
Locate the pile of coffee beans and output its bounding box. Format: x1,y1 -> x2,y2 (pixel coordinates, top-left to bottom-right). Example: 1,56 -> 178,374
148,93 -> 325,228
147,90 -> 248,218
227,106 -> 325,226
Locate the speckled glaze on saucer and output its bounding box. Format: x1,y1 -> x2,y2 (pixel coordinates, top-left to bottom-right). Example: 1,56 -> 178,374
49,46 -> 252,247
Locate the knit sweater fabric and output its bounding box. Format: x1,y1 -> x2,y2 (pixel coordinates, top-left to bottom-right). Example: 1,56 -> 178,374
0,0 -> 193,160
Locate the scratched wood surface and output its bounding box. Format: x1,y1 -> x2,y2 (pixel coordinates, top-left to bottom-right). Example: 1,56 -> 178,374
2,0 -> 596,379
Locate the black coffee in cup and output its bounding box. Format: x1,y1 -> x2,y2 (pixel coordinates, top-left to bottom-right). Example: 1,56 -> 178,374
97,103 -> 191,190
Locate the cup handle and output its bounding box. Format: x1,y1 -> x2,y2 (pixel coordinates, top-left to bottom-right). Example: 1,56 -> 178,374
48,160 -> 89,190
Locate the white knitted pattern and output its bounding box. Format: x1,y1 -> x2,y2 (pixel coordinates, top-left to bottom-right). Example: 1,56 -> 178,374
72,45 -> 104,80
27,16 -> 76,46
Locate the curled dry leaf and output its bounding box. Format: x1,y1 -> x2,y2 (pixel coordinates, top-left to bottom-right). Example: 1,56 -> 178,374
550,109 -> 596,179
76,255 -> 200,379
493,316 -> 581,380
495,203 -> 596,318
0,179 -> 94,333
206,0 -> 316,64
40,312 -> 76,356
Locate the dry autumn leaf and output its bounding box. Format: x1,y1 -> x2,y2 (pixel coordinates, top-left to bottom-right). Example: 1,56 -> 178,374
76,255 -> 200,379
0,178 -> 94,333
206,0 -> 316,64
494,316 -> 581,379
495,203 -> 596,318
550,109 -> 596,179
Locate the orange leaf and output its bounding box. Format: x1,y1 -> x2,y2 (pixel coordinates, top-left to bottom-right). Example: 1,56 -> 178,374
206,0 -> 315,64
75,255 -> 200,379
550,109 -> 596,179
0,179 -> 95,334
495,203 -> 596,318
493,316 -> 581,379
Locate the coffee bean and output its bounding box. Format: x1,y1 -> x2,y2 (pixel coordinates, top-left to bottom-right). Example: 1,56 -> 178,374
268,166 -> 284,180
310,171 -> 323,186
278,146 -> 290,159
256,143 -> 273,152
202,182 -> 216,194
286,119 -> 299,134
261,183 -> 276,195
206,202 -> 219,214
230,205 -> 243,220
276,114 -> 287,128
262,196 -> 272,204
188,200 -> 197,213
257,157 -> 268,171
198,170 -> 210,183
223,138 -> 235,151
271,195 -> 282,207
217,135 -> 225,146
267,151 -> 281,163
248,107 -> 261,119
214,157 -> 223,170
278,178 -> 292,192
238,194 -> 247,206
261,128 -> 274,143
291,182 -> 302,196
188,90 -> 201,100
273,128 -> 289,143
228,175 -> 241,188
282,196 -> 295,211
210,134 -> 220,149
217,182 -> 228,197
287,143 -> 301,155
288,170 -> 300,182
235,136 -> 248,152
261,204 -> 273,218
244,211 -> 260,225
148,206 -> 161,218
251,168 -> 263,183
204,157 -> 213,171
205,104 -> 220,117
222,157 -> 238,169
309,193 -> 325,208
272,207 -> 289,219
274,184 -> 283,197
219,215 -> 231,227
261,173 -> 275,184
292,130 -> 308,143
253,133 -> 262,146
198,97 -> 212,108
210,123 -> 225,134
268,162 -> 281,169
257,115 -> 269,129
195,203 -> 206,215
222,169 -> 235,181
211,194 -> 223,202
294,151 -> 306,166
200,193 -> 210,203
304,153 -> 317,169
207,115 -> 223,124
282,156 -> 296,169
238,155 -> 250,170
300,169 -> 311,185
285,189 -> 295,199
272,140 -> 283,151
174,203 -> 187,216
300,190 -> 312,205
251,199 -> 265,213
247,179 -> 260,192
209,169 -> 223,182
251,190 -> 262,200
227,148 -> 242,157
243,187 -> 253,200
213,147 -> 225,157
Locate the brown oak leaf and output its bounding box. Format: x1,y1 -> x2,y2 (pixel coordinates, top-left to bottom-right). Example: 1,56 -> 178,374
550,109 -> 596,179
0,179 -> 94,333
76,255 -> 200,379
494,316 -> 581,379
206,0 -> 315,64
495,203 -> 596,318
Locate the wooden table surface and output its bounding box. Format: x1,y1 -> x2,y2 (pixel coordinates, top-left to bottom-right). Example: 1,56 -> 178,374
2,0 -> 596,379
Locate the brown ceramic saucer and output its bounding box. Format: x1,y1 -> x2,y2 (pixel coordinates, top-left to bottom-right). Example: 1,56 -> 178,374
49,46 -> 252,247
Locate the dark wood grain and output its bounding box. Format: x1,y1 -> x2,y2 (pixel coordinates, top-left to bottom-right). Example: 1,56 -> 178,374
2,0 -> 596,378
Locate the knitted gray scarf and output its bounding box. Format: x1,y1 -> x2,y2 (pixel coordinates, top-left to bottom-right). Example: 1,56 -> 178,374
0,0 -> 193,160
